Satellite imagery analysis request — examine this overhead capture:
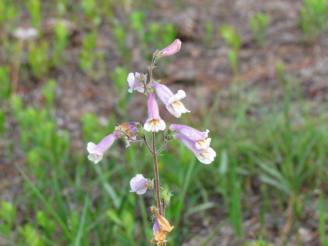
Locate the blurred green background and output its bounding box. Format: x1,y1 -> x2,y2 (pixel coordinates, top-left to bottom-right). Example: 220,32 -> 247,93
1,0 -> 328,245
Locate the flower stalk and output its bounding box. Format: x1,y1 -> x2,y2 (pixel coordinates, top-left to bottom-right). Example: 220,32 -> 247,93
86,39 -> 216,245
152,132 -> 163,215
148,53 -> 163,215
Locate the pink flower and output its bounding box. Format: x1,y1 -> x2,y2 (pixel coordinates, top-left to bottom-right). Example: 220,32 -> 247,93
170,124 -> 210,150
158,39 -> 182,57
127,72 -> 146,93
86,131 -> 120,164
130,174 -> 148,195
152,82 -> 190,118
144,93 -> 166,132
175,133 -> 216,164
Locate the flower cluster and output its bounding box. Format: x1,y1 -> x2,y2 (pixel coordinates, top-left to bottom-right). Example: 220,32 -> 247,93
86,39 -> 216,245
127,59 -> 215,164
87,39 -> 215,165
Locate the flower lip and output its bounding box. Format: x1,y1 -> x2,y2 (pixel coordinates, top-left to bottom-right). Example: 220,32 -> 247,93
87,142 -> 103,164
195,137 -> 212,150
175,133 -> 216,164
87,142 -> 101,155
166,100 -> 190,118
167,90 -> 186,105
196,147 -> 216,165
144,119 -> 166,132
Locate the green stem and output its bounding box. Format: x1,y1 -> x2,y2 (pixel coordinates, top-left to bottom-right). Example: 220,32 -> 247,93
151,132 -> 162,215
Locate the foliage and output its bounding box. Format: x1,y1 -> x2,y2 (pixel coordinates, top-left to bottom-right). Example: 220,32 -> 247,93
300,0 -> 328,40
0,0 -> 17,27
220,25 -> 241,75
220,25 -> 241,52
26,0 -> 41,27
250,12 -> 270,45
0,66 -> 11,99
79,31 -> 105,79
52,22 -> 69,67
27,41 -> 50,79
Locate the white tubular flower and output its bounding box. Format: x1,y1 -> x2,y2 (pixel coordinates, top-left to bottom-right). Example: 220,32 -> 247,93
152,82 -> 190,118
86,131 -> 120,164
144,93 -> 166,132
170,124 -> 211,150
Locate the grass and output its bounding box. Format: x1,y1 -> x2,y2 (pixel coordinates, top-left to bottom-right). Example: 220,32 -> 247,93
4,72 -> 327,245
0,0 -> 327,245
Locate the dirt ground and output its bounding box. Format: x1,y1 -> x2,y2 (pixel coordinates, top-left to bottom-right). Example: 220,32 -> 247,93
53,0 -> 328,147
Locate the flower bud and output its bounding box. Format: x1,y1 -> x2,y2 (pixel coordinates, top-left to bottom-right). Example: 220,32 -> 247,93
158,39 -> 182,57
130,174 -> 148,195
